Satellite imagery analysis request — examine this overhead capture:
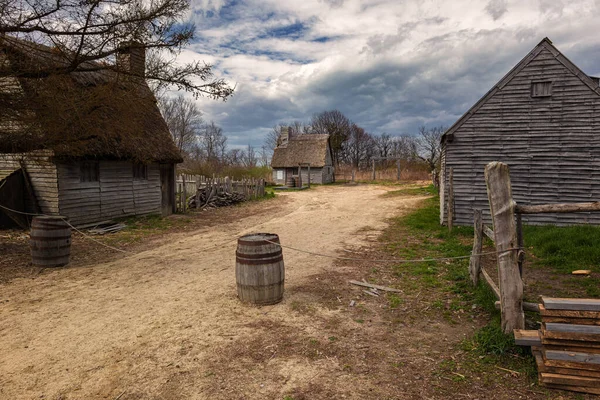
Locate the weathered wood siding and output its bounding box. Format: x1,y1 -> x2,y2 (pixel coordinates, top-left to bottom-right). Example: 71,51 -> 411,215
57,161 -> 162,226
443,46 -> 600,226
0,150 -> 59,215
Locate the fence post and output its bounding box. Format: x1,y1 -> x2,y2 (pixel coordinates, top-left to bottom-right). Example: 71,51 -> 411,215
484,161 -> 524,334
397,159 -> 401,181
182,175 -> 187,213
307,165 -> 311,188
372,160 -> 376,181
469,209 -> 483,285
516,212 -> 524,277
447,167 -> 454,232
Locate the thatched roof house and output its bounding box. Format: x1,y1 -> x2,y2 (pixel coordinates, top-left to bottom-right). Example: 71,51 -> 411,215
440,38 -> 600,226
0,36 -> 181,228
271,129 -> 334,185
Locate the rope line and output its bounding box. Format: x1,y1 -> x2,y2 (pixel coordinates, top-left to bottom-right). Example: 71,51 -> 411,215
264,239 -> 520,264
2,202 -> 521,265
0,202 -> 239,255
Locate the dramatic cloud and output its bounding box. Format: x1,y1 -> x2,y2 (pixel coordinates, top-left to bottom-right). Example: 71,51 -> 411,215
179,0 -> 600,149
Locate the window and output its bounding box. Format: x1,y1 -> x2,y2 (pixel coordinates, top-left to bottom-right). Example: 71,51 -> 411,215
276,170 -> 284,180
80,161 -> 99,182
531,81 -> 553,97
133,163 -> 148,180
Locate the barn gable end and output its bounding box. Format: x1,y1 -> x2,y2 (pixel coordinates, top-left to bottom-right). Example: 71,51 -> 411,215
442,38 -> 600,226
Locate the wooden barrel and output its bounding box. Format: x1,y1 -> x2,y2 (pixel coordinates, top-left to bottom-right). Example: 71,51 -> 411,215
286,176 -> 295,187
30,216 -> 71,267
235,233 -> 284,305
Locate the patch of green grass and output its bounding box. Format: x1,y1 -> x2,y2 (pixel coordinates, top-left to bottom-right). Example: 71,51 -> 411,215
384,186 -> 435,197
387,293 -> 403,309
524,224 -> 600,297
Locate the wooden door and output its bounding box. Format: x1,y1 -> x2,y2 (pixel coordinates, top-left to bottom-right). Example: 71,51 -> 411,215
159,164 -> 174,215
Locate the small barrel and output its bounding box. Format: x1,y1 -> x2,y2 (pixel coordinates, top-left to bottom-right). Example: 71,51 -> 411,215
235,233 -> 284,305
30,216 -> 71,267
286,176 -> 295,187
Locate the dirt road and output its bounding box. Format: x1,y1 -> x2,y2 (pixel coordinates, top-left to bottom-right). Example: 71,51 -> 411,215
0,184 -> 427,399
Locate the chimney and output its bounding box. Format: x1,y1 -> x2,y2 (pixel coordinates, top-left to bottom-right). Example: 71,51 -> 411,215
116,41 -> 146,78
279,126 -> 290,147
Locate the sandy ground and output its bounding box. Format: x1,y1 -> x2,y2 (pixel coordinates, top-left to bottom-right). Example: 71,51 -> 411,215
0,184 -> 428,400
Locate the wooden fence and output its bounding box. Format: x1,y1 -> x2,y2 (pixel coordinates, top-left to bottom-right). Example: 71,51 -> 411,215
175,174 -> 266,213
468,162 -> 600,334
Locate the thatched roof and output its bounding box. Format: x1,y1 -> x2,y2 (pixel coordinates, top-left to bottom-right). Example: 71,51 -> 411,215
0,36 -> 182,163
271,134 -> 331,168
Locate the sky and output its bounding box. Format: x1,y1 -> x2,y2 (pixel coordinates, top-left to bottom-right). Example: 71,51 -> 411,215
180,0 -> 600,149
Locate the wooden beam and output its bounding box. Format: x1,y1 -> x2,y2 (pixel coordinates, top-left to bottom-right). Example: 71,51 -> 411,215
516,202 -> 600,214
469,209 -> 483,285
485,161 -> 524,333
481,269 -> 501,300
483,225 -> 495,242
542,297 -> 600,312
349,280 -> 402,293
495,301 -> 539,312
513,329 -> 541,347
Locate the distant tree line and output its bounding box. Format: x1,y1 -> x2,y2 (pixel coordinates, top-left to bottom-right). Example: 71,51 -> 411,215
159,96 -> 270,178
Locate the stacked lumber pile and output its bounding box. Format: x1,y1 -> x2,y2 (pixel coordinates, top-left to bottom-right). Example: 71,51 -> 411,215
188,187 -> 246,210
514,297 -> 600,395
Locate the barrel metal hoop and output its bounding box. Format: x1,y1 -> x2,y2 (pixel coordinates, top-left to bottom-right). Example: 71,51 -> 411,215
235,250 -> 282,260
236,255 -> 284,265
237,238 -> 279,247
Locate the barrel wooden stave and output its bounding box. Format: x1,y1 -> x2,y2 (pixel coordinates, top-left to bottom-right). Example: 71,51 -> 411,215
235,233 -> 285,305
286,176 -> 295,187
30,216 -> 71,267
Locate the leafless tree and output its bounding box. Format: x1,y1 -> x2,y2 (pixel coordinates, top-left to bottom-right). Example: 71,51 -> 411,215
415,125 -> 446,172
158,95 -> 202,155
343,123 -> 374,169
266,121 -> 311,150
309,110 -> 351,164
0,0 -> 234,99
199,121 -> 227,166
243,145 -> 257,168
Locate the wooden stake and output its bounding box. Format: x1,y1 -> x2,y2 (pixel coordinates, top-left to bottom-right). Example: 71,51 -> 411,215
447,167 -> 454,232
372,160 -> 376,181
396,159 -> 401,181
469,209 -> 483,285
484,161 -> 524,333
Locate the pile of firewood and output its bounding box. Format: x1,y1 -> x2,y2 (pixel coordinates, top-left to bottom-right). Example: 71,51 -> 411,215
188,187 -> 247,210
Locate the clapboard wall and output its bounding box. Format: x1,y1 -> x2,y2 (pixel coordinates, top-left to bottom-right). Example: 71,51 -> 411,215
56,161 -> 162,226
442,40 -> 600,226
0,150 -> 59,215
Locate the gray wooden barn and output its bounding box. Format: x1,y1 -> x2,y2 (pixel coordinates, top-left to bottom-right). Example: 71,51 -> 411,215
440,38 -> 600,226
0,36 -> 182,228
271,129 -> 335,185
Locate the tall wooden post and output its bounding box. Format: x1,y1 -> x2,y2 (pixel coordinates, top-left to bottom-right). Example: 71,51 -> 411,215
469,209 -> 483,285
182,174 -> 187,213
307,165 -> 311,188
447,167 -> 454,232
485,161 -> 524,334
352,170 -> 355,182
516,212 -> 524,277
396,159 -> 401,181
372,160 -> 376,181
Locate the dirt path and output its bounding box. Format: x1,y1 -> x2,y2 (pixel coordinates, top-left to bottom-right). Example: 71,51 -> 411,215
0,185 -> 429,400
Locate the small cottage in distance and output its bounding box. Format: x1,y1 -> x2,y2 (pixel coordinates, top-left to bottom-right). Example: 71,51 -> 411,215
0,36 -> 182,228
271,128 -> 334,185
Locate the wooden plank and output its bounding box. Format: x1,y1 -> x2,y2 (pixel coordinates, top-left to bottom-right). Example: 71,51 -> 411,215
495,300 -> 539,312
545,323 -> 600,335
516,202 -> 600,214
513,329 -> 541,346
480,268 -> 501,300
469,209 -> 483,285
543,329 -> 600,343
542,297 -> 600,312
540,304 -> 600,319
543,365 -> 600,379
483,225 -> 495,241
542,338 -> 600,349
541,372 -> 600,388
545,350 -> 600,365
544,358 -> 600,372
348,280 -> 402,293
543,383 -> 600,395
448,167 -> 454,232
484,161 -> 524,333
